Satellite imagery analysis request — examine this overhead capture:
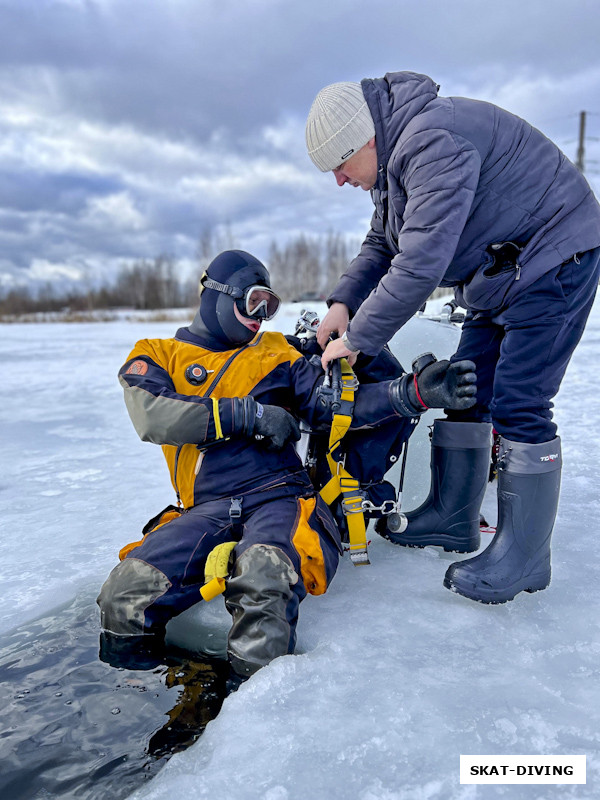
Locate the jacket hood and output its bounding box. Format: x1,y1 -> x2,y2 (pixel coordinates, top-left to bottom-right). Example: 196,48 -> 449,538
361,72 -> 439,188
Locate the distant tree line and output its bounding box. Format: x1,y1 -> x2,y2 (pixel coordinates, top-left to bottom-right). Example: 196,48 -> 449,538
268,231 -> 353,301
0,228 -> 361,317
0,255 -> 198,317
0,226 -> 448,318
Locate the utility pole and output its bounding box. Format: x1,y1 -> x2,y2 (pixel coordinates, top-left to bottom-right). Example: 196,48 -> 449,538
576,111 -> 586,172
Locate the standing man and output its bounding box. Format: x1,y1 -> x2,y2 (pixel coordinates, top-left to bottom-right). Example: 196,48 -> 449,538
305,72 -> 600,604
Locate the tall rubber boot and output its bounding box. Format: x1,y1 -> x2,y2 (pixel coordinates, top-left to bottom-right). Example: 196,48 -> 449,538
225,544 -> 300,680
444,436 -> 561,603
378,420 -> 492,552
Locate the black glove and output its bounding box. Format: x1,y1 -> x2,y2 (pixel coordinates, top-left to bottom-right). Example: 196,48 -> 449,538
254,403 -> 301,450
410,359 -> 477,410
233,397 -> 300,451
389,358 -> 477,416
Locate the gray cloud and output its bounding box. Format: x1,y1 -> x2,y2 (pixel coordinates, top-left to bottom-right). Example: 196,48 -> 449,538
0,0 -> 598,289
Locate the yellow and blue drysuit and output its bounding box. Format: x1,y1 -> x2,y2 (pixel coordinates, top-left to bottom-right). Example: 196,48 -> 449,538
98,325 -> 413,677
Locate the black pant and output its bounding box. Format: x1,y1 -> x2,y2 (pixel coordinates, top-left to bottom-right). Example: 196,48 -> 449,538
450,248 -> 600,442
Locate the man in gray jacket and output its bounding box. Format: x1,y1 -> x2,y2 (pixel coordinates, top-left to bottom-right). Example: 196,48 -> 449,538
305,71 -> 600,604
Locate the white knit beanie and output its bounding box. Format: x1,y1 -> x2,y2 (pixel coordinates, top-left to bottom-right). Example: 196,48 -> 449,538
305,82 -> 375,172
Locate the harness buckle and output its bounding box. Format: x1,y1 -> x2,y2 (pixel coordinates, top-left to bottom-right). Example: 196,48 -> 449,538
229,497 -> 243,520
342,495 -> 365,514
349,546 -> 371,566
341,374 -> 359,391
339,477 -> 366,515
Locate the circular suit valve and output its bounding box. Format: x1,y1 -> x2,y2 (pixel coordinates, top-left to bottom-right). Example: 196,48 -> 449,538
185,364 -> 208,386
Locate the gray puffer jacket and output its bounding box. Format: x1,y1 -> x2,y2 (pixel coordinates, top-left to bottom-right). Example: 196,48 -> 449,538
335,72 -> 600,356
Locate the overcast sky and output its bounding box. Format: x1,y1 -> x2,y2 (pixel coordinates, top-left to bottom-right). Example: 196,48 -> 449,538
1,0 -> 599,290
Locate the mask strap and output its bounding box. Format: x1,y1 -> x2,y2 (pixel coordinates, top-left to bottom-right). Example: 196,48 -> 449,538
201,277 -> 242,298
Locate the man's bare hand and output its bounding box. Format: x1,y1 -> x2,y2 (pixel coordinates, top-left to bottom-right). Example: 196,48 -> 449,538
320,337 -> 358,370
316,302 -> 350,349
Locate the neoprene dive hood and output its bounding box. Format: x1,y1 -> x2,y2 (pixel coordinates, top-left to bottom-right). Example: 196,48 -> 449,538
189,250 -> 275,349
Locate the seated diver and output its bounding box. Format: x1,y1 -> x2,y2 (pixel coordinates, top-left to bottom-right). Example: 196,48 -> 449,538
97,250 -> 476,689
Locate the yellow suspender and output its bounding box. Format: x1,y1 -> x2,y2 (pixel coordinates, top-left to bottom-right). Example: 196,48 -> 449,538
319,359 -> 370,566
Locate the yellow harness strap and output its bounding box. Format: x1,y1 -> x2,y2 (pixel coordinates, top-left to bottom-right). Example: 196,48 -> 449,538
319,359 -> 370,566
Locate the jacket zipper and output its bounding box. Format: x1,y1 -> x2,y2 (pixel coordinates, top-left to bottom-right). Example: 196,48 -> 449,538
173,445 -> 183,506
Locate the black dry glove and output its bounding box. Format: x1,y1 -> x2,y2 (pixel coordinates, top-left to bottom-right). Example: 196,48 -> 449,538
254,403 -> 301,450
235,397 -> 301,451
389,356 -> 477,416
410,359 -> 477,411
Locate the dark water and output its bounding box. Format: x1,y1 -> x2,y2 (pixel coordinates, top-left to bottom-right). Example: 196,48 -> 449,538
0,592 -> 228,800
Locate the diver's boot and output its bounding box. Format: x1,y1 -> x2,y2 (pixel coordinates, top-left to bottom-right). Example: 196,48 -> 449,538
99,630 -> 166,670
378,420 -> 492,552
96,557 -> 171,668
444,436 -> 561,603
225,544 -> 300,680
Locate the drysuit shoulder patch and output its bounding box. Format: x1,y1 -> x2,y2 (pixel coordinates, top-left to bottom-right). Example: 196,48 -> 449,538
125,359 -> 149,376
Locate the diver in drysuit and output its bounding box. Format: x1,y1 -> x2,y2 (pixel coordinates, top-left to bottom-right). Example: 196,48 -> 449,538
98,250 -> 476,687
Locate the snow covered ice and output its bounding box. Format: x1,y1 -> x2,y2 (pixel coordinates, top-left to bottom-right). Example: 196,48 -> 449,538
1,296 -> 599,799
